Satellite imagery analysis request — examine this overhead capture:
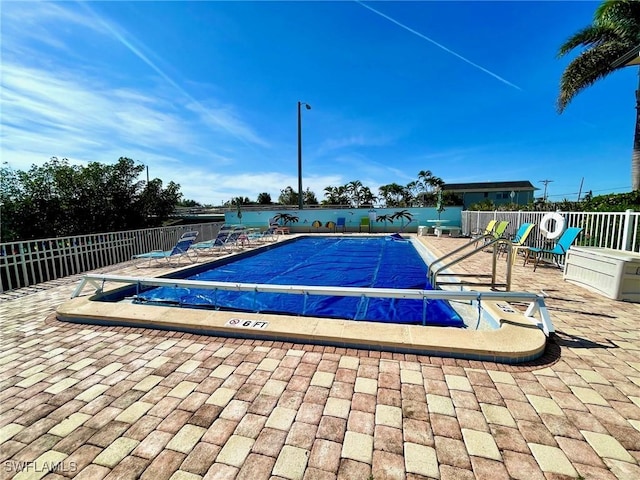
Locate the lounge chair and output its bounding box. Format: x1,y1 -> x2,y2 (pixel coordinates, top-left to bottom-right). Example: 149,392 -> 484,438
471,219 -> 497,238
336,217 -> 346,233
492,220 -> 510,239
132,234 -> 198,267
480,220 -> 509,248
247,226 -> 277,243
524,227 -> 583,271
179,230 -> 199,239
500,223 -> 536,264
359,216 -> 370,233
192,226 -> 247,255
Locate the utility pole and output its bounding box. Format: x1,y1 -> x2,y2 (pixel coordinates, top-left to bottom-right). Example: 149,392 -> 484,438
539,179 -> 553,202
577,177 -> 584,202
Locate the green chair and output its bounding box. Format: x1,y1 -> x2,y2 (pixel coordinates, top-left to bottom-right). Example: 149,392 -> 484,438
471,219 -> 497,238
492,220 -> 510,239
359,217 -> 370,233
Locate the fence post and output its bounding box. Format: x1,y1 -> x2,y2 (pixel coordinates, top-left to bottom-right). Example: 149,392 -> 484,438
622,209 -> 634,251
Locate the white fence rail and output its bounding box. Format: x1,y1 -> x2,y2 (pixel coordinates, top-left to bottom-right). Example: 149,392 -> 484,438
0,222 -> 223,293
462,210 -> 639,253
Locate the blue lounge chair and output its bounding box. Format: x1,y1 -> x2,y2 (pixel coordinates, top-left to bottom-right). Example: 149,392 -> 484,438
247,226 -> 277,243
336,217 -> 346,233
192,226 -> 248,254
524,227 -> 583,271
132,234 -> 198,267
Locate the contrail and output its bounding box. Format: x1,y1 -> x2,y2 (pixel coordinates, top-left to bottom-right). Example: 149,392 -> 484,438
77,1 -> 268,147
356,1 -> 522,91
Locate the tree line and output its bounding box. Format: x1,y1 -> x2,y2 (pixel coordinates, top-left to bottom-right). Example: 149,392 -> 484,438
1,157 -> 182,242
227,170 -> 458,209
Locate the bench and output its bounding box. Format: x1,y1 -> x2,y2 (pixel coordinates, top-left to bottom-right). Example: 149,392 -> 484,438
434,226 -> 461,238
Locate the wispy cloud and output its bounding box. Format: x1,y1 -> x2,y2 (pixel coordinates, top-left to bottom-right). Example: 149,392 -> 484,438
316,134 -> 394,156
356,1 -> 522,91
79,2 -> 269,148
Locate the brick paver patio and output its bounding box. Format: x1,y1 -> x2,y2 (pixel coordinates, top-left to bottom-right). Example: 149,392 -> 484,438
1,235 -> 639,479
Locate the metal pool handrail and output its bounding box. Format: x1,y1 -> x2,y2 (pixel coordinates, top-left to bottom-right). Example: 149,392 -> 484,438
70,274 -> 554,336
428,235 -> 513,291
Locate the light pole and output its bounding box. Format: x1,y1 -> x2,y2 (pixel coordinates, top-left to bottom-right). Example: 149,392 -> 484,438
297,101 -> 311,210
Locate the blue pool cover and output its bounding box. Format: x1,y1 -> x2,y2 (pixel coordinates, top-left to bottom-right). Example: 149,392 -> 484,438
135,236 -> 464,327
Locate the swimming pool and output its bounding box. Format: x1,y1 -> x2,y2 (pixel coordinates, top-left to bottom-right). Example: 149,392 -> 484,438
59,234 -> 553,362
133,236 -> 464,327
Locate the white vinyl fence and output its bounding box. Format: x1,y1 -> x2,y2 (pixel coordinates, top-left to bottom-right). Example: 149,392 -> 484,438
0,222 -> 223,293
462,209 -> 640,253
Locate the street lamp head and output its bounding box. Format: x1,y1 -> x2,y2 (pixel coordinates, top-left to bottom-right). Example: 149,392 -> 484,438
305,103 -> 311,110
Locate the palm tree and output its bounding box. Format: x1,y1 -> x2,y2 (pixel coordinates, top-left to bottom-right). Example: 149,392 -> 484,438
347,180 -> 363,208
390,209 -> 413,230
557,0 -> 640,190
376,213 -> 393,232
273,213 -> 299,225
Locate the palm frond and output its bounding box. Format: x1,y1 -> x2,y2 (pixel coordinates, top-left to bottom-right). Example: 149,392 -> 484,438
596,0 -> 640,39
558,25 -> 621,57
557,40 -> 632,112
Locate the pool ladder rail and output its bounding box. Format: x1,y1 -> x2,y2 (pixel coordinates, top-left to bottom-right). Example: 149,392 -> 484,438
428,234 -> 514,291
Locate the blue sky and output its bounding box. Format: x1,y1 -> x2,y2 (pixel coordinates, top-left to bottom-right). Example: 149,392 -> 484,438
1,1 -> 636,205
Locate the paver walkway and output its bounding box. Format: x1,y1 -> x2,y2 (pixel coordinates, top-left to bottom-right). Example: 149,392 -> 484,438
1,235 -> 639,480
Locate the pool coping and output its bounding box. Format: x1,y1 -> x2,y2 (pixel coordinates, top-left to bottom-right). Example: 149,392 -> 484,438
56,292 -> 547,364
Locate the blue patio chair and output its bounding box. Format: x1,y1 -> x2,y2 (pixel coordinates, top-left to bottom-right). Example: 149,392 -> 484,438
336,217 -> 346,233
132,234 -> 199,267
192,226 -> 248,254
524,227 -> 583,271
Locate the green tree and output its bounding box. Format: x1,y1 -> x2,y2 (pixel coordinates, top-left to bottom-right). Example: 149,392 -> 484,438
322,185 -> 349,205
278,186 -> 298,205
303,188 -> 319,205
557,0 -> 640,190
379,183 -> 407,207
257,192 -> 272,204
0,157 -> 182,241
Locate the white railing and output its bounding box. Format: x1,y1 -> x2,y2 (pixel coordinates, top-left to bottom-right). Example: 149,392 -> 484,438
462,209 -> 639,253
0,222 -> 223,293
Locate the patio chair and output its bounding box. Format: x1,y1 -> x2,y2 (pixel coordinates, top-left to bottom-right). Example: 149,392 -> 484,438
524,227 -> 583,271
500,223 -> 535,264
192,226 -> 246,255
132,234 -> 199,267
359,216 -> 370,233
336,217 -> 346,233
247,226 -> 277,243
471,219 -> 497,238
492,220 -> 510,239
179,230 -> 199,240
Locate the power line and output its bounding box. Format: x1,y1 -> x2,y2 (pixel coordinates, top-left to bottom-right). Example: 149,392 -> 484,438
546,185 -> 632,199
539,179 -> 553,202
